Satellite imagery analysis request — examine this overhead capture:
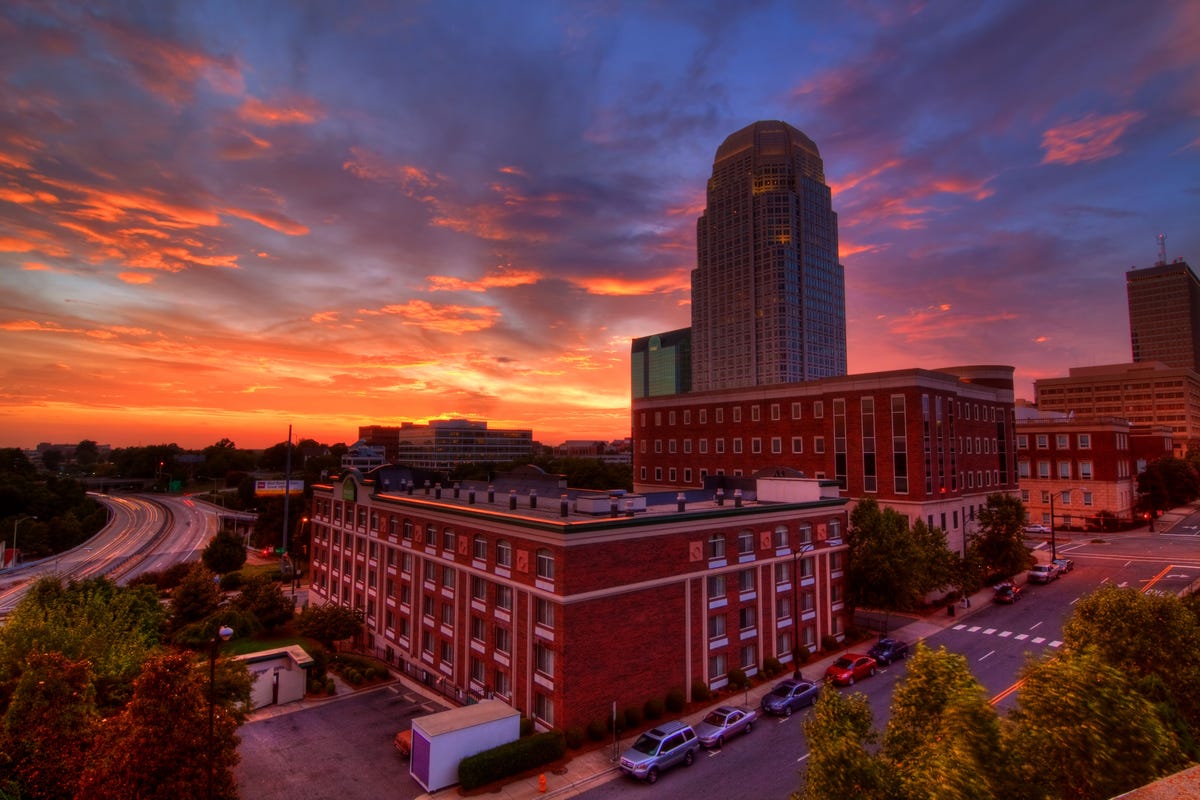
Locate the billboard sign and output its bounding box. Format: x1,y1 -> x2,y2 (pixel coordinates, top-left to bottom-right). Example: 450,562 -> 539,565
255,479 -> 305,496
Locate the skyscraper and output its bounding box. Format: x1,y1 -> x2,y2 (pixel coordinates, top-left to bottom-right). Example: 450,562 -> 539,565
691,120 -> 846,391
1127,258 -> 1200,372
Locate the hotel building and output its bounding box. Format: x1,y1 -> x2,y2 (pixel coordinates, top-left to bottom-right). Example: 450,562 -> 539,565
309,467 -> 849,731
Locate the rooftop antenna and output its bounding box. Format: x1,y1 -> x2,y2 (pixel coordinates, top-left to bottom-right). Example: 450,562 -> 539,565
1157,233 -> 1167,266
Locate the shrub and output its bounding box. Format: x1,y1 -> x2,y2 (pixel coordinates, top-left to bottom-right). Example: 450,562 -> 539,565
794,644 -> 811,664
820,634 -> 840,652
459,732 -> 565,790
643,697 -> 664,721
763,657 -> 783,677
622,705 -> 642,730
565,727 -> 585,750
727,668 -> 749,689
324,677 -> 336,694
218,571 -> 243,591
665,689 -> 685,714
691,680 -> 712,703
586,719 -> 607,741
520,716 -> 535,737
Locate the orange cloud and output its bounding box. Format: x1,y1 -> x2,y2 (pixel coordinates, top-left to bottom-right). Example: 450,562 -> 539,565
0,236 -> 38,252
238,97 -> 323,126
366,299 -> 501,334
223,207 -> 309,236
568,269 -> 691,297
426,268 -> 542,292
0,186 -> 58,204
1041,111 -> 1146,165
830,158 -> 903,195
95,17 -> 244,104
311,311 -> 339,324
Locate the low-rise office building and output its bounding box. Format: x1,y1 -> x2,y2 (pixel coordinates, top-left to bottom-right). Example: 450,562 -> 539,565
632,365 -> 1018,555
308,467 -> 849,731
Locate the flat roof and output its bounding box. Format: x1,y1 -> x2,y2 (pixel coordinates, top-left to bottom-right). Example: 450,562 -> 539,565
412,699 -> 520,736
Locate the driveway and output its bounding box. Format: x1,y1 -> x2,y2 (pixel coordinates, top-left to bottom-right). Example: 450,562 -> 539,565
236,682 -> 447,800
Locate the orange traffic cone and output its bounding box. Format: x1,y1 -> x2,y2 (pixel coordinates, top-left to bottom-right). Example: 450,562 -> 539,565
538,773 -> 547,793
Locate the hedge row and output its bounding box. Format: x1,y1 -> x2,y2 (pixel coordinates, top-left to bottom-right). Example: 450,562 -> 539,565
458,731 -> 565,790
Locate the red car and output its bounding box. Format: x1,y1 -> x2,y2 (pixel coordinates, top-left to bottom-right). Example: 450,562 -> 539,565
824,653 -> 877,686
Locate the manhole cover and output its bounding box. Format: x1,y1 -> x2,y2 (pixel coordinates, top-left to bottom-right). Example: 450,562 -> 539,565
552,767 -> 568,776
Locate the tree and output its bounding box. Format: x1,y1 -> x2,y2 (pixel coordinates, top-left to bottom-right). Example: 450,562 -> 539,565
74,650 -> 243,800
233,574 -> 295,632
75,439 -> 100,468
847,497 -> 957,612
1003,651 -> 1183,800
883,644 -> 1004,800
1,651 -> 98,800
295,603 -> 364,649
797,687 -> 888,800
1137,456 -> 1200,517
0,576 -> 165,712
170,562 -> 222,632
40,448 -> 63,473
970,492 -> 1032,579
202,528 -> 247,575
1062,585 -> 1200,745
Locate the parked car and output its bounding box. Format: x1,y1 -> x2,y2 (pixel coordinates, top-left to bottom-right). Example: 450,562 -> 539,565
866,637 -> 910,666
760,679 -> 821,717
1052,557 -> 1075,574
993,582 -> 1022,603
1024,524 -> 1051,535
618,720 -> 699,784
694,705 -> 756,748
1027,563 -> 1058,584
824,654 -> 877,686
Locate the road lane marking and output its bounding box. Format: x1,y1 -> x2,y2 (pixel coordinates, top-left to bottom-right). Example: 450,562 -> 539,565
983,628 -> 996,635
979,650 -> 994,661
1050,640 -> 1063,647
999,631 -> 1012,637
1030,621 -> 1042,630
968,626 -> 981,632
1032,637 -> 1046,644
991,679 -> 1025,706
1015,634 -> 1029,640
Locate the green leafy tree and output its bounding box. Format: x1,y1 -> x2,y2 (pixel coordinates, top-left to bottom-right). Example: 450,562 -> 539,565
1137,456 -> 1200,517
2,651 -> 98,800
296,604 -> 364,649
169,562 -> 222,632
233,574 -> 295,632
1003,652 -> 1183,800
74,650 -> 243,800
1062,585 -> 1200,746
797,687 -> 888,800
0,576 -> 165,712
75,439 -> 101,469
847,497 -> 957,612
883,644 -> 1004,800
970,492 -> 1032,579
202,528 -> 247,575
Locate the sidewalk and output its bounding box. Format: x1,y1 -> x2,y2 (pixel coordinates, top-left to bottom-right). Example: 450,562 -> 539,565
422,585 -> 1000,800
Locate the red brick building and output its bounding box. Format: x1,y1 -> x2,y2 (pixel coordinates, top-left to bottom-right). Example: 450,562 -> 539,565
1015,408 -> 1174,528
309,468 -> 849,732
632,365 -> 1019,555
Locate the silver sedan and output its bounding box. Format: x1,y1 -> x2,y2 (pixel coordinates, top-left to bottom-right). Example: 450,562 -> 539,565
694,705 -> 756,748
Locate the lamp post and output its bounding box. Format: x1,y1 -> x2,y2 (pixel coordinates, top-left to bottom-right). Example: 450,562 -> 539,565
790,542 -> 815,678
8,515 -> 36,570
207,625 -> 234,800
1047,488 -> 1081,561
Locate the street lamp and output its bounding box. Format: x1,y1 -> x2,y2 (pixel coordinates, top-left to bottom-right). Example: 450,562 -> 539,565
8,515 -> 36,570
790,541 -> 815,678
207,625 -> 234,800
1048,488 -> 1081,561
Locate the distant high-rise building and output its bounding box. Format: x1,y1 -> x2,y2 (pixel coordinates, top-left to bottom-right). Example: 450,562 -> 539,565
691,120 -> 846,391
1127,258 -> 1200,371
631,327 -> 691,398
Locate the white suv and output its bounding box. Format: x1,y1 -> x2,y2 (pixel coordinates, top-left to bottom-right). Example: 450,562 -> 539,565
618,720 -> 699,783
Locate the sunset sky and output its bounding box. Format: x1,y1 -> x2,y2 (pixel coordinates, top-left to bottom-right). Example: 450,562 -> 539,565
3,1 -> 1198,451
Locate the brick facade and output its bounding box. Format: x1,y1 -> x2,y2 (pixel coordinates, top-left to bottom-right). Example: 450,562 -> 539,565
633,365 -> 1018,554
309,472 -> 849,732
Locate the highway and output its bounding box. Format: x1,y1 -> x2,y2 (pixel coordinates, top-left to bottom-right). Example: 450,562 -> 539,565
0,493 -> 251,618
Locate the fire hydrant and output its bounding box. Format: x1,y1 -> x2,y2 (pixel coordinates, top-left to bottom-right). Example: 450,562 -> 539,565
538,773 -> 547,793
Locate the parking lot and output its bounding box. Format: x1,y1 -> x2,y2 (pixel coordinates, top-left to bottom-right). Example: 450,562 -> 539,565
236,682 -> 446,800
